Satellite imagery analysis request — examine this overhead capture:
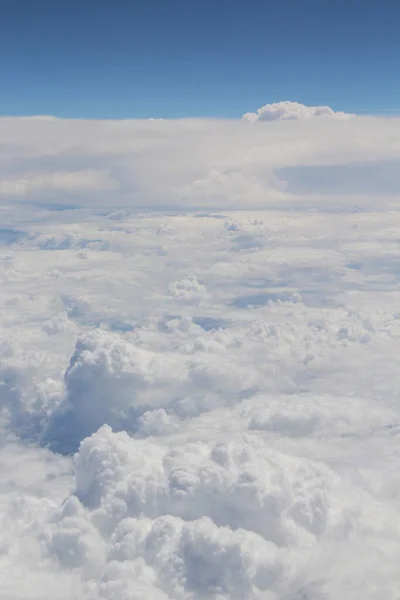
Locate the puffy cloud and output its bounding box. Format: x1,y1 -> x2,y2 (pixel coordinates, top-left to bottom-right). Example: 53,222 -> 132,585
1,110 -> 400,598
242,100 -> 355,123
168,275 -> 208,304
5,421 -> 398,599
73,425 -> 333,544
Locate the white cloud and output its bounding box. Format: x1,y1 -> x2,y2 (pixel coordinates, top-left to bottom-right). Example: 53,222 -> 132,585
0,169 -> 118,196
242,100 -> 355,123
0,112 -> 399,211
168,274 -> 208,304
1,110 -> 400,598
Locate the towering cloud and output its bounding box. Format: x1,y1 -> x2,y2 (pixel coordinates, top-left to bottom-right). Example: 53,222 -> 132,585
242,100 -> 354,122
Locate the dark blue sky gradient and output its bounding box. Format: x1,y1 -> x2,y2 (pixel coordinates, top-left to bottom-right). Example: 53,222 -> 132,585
0,0 -> 398,118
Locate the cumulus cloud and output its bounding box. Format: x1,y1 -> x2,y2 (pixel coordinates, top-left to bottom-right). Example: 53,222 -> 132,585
1,109 -> 400,598
242,100 -> 355,123
168,275 -> 208,304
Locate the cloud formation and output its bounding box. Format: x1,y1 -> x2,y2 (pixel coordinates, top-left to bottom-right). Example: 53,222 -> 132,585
0,110 -> 399,212
1,109 -> 400,598
242,100 -> 355,122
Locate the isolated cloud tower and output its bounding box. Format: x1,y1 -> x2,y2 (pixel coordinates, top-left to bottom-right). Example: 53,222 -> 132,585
242,100 -> 355,122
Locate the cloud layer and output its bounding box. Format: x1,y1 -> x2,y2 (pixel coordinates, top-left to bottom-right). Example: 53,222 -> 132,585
0,109 -> 399,212
1,110 -> 400,598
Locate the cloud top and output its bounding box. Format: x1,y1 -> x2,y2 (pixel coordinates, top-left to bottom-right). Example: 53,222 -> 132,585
242,100 -> 355,122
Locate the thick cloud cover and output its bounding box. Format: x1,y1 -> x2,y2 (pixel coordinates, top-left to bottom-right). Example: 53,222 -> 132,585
1,108 -> 400,598
1,109 -> 399,211
242,100 -> 354,122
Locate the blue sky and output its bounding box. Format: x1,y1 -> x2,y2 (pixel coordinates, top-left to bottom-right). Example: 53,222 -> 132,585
1,0 -> 398,118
